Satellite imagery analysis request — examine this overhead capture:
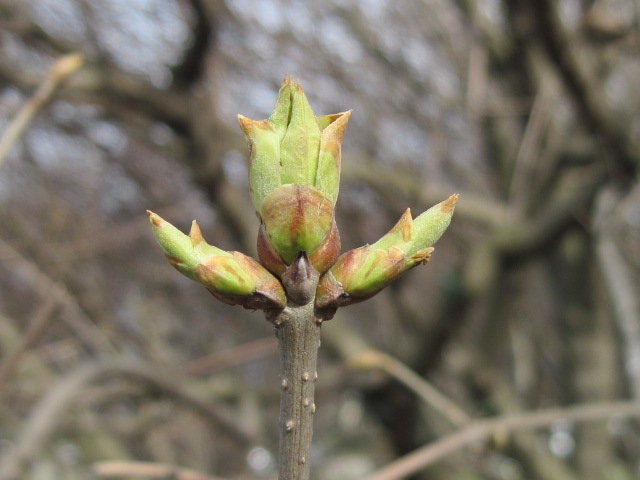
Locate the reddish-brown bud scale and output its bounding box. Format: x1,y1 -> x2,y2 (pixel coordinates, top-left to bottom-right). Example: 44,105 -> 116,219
307,219 -> 341,274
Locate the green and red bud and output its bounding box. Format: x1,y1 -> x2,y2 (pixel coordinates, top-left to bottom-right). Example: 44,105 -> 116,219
259,184 -> 335,265
315,194 -> 458,319
256,212 -> 341,278
238,77 -> 350,276
148,211 -> 286,311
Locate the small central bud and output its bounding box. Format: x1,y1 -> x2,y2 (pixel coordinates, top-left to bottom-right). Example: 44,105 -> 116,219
281,252 -> 319,305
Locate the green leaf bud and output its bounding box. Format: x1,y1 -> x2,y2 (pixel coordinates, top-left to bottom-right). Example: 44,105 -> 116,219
239,77 -> 350,275
315,194 -> 458,319
148,211 -> 286,310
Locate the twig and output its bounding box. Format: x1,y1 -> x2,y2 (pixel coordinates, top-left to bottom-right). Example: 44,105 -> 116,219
0,298 -> 58,395
184,337 -> 277,377
350,349 -> 470,427
508,74 -> 552,207
465,4 -> 488,117
360,400 -> 640,480
342,161 -> 514,228
272,302 -> 322,480
0,360 -> 255,479
595,189 -> 640,398
529,0 -> 638,178
93,460 -> 227,480
0,53 -> 84,167
0,238 -> 114,353
495,168 -> 607,258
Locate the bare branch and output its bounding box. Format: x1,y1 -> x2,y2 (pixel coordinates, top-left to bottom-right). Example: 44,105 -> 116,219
528,0 -> 638,179
361,401 -> 640,480
350,349 -> 471,428
0,53 -> 84,167
0,299 -> 58,395
93,460 -> 228,480
595,188 -> 640,398
0,359 -> 256,479
184,336 -> 277,377
0,238 -> 114,353
342,161 -> 514,228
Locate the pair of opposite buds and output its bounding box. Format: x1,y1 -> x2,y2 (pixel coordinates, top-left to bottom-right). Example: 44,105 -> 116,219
148,77 -> 457,320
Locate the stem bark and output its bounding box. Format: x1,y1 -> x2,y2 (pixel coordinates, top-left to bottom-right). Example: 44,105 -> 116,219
275,301 -> 321,480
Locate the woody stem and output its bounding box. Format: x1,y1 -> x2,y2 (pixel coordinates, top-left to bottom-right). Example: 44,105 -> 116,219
273,298 -> 322,480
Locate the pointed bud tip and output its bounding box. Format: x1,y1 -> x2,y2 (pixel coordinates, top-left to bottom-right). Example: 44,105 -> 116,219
189,220 -> 205,246
238,114 -> 271,133
279,74 -> 303,94
320,110 -> 353,148
341,110 -> 353,130
237,114 -> 253,132
441,194 -> 460,214
282,74 -> 295,87
147,210 -> 162,227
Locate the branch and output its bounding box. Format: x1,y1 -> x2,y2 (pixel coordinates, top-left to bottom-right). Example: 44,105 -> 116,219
93,460 -> 228,480
349,349 -> 470,428
171,0 -> 215,86
0,53 -> 83,167
595,188 -> 640,398
361,400 -> 640,480
494,168 -> 607,259
343,161 -> 514,228
0,360 -> 255,479
0,299 -> 59,395
273,302 -> 322,480
184,336 -> 277,377
0,238 -> 114,353
66,65 -> 189,131
0,13 -> 190,132
528,0 -> 638,179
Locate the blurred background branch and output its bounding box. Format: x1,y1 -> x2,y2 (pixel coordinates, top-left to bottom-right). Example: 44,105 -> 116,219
0,53 -> 83,166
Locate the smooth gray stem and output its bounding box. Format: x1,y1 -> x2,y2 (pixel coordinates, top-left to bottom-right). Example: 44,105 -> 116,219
274,301 -> 322,480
